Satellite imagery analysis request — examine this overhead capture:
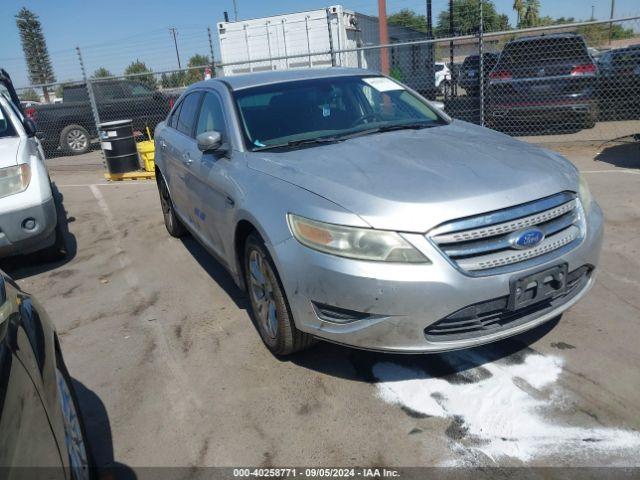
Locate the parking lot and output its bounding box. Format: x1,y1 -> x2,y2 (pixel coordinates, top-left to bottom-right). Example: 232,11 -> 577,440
1,138 -> 639,471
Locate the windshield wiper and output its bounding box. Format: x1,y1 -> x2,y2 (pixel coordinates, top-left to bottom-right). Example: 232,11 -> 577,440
252,136 -> 342,151
338,122 -> 437,140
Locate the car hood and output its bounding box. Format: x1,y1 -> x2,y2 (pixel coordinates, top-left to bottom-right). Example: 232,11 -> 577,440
247,121 -> 579,232
0,137 -> 20,168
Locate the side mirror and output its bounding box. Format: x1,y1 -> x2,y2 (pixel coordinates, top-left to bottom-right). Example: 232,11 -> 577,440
197,131 -> 223,153
23,118 -> 37,137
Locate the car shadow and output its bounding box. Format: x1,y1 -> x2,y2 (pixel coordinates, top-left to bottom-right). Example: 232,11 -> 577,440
288,316 -> 561,384
72,379 -> 137,480
179,236 -> 248,310
0,182 -> 77,280
595,140 -> 640,169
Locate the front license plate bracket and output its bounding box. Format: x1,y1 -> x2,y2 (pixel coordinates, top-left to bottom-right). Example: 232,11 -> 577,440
508,263 -> 568,311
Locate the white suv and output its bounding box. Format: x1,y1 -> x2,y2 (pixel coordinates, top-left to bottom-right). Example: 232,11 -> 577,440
0,93 -> 63,260
435,62 -> 451,93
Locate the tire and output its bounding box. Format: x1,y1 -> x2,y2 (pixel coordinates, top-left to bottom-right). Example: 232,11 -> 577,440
60,124 -> 91,155
38,222 -> 67,262
244,233 -> 315,355
55,347 -> 96,480
157,173 -> 186,237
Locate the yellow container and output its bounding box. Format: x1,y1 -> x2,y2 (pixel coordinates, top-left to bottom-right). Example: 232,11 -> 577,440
137,140 -> 155,172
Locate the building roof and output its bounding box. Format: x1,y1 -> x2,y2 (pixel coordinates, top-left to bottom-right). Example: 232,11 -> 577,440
206,67 -> 375,90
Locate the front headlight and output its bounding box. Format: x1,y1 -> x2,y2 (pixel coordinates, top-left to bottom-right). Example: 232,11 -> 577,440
287,214 -> 430,263
0,164 -> 31,199
578,174 -> 592,213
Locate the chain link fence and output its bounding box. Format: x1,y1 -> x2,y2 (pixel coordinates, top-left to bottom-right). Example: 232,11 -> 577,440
10,16 -> 640,159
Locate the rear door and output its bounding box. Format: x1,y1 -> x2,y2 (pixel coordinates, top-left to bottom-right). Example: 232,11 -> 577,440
0,278 -> 66,478
162,91 -> 203,225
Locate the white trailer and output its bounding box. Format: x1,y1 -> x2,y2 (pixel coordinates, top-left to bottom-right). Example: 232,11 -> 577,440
216,5 -> 436,97
217,6 -> 363,75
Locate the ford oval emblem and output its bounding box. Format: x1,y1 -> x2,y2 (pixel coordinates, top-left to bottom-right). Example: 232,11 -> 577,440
510,228 -> 545,250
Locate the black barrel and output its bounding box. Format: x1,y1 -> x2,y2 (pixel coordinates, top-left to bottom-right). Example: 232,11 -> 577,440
99,119 -> 140,174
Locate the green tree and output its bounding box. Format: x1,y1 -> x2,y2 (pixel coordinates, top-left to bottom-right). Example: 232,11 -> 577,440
19,88 -> 40,103
160,71 -> 186,88
578,22 -> 635,46
124,59 -> 156,89
435,0 -> 510,36
185,54 -> 210,85
15,7 -> 56,102
513,0 -> 526,27
521,0 -> 541,28
92,67 -> 113,78
388,9 -> 427,33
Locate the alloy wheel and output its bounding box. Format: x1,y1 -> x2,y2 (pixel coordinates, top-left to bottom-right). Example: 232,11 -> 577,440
67,129 -> 88,152
56,368 -> 90,480
248,249 -> 279,340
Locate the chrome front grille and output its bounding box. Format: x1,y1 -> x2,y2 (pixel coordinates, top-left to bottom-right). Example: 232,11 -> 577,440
429,192 -> 583,274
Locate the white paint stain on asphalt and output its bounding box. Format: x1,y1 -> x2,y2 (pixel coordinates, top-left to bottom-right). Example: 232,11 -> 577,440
373,352 -> 640,464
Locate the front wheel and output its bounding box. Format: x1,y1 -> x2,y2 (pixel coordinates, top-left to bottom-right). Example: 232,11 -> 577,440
244,233 -> 315,355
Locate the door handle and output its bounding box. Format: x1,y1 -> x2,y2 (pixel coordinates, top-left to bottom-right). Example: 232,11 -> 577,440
160,140 -> 167,150
182,152 -> 192,165
225,196 -> 235,207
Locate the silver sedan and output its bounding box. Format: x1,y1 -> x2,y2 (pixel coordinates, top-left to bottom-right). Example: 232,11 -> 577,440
154,68 -> 603,355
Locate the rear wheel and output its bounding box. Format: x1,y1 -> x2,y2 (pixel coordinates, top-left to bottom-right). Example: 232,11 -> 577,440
60,125 -> 90,155
244,233 -> 315,355
157,173 -> 186,237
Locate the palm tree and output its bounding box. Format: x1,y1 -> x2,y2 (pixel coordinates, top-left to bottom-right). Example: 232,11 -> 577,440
513,0 -> 526,27
523,0 -> 541,27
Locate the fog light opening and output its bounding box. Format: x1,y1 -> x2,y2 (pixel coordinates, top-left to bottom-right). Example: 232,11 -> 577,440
22,218 -> 37,231
312,301 -> 384,324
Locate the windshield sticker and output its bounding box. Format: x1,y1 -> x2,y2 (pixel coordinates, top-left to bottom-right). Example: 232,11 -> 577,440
363,77 -> 404,92
253,140 -> 266,147
322,105 -> 331,117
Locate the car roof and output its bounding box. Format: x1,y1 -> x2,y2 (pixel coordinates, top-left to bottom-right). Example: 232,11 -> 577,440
508,33 -> 584,44
193,68 -> 376,91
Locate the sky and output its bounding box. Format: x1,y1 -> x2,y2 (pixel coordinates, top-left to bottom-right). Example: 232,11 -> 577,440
2,0 -> 639,88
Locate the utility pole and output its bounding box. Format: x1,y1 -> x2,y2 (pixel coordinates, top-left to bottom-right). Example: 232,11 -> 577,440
426,0 -> 433,38
449,0 -> 456,95
478,0 -> 484,126
207,26 -> 216,75
233,0 -> 239,21
169,27 -> 181,69
378,0 -> 390,74
608,0 -> 615,45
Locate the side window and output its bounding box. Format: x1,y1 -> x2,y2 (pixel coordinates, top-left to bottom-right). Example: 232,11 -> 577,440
168,100 -> 183,129
176,92 -> 202,137
196,92 -> 226,136
0,105 -> 17,138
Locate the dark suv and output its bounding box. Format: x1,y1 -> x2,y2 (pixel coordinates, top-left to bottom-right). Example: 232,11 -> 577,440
458,53 -> 499,97
597,45 -> 640,120
486,34 -> 598,132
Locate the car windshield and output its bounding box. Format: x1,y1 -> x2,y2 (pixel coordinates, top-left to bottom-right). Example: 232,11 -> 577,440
233,75 -> 446,150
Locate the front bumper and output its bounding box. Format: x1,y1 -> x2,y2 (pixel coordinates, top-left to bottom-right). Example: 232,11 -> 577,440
272,202 -> 604,353
0,196 -> 57,257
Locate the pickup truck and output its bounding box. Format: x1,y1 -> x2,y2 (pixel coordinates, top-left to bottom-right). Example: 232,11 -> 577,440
27,79 -> 179,155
